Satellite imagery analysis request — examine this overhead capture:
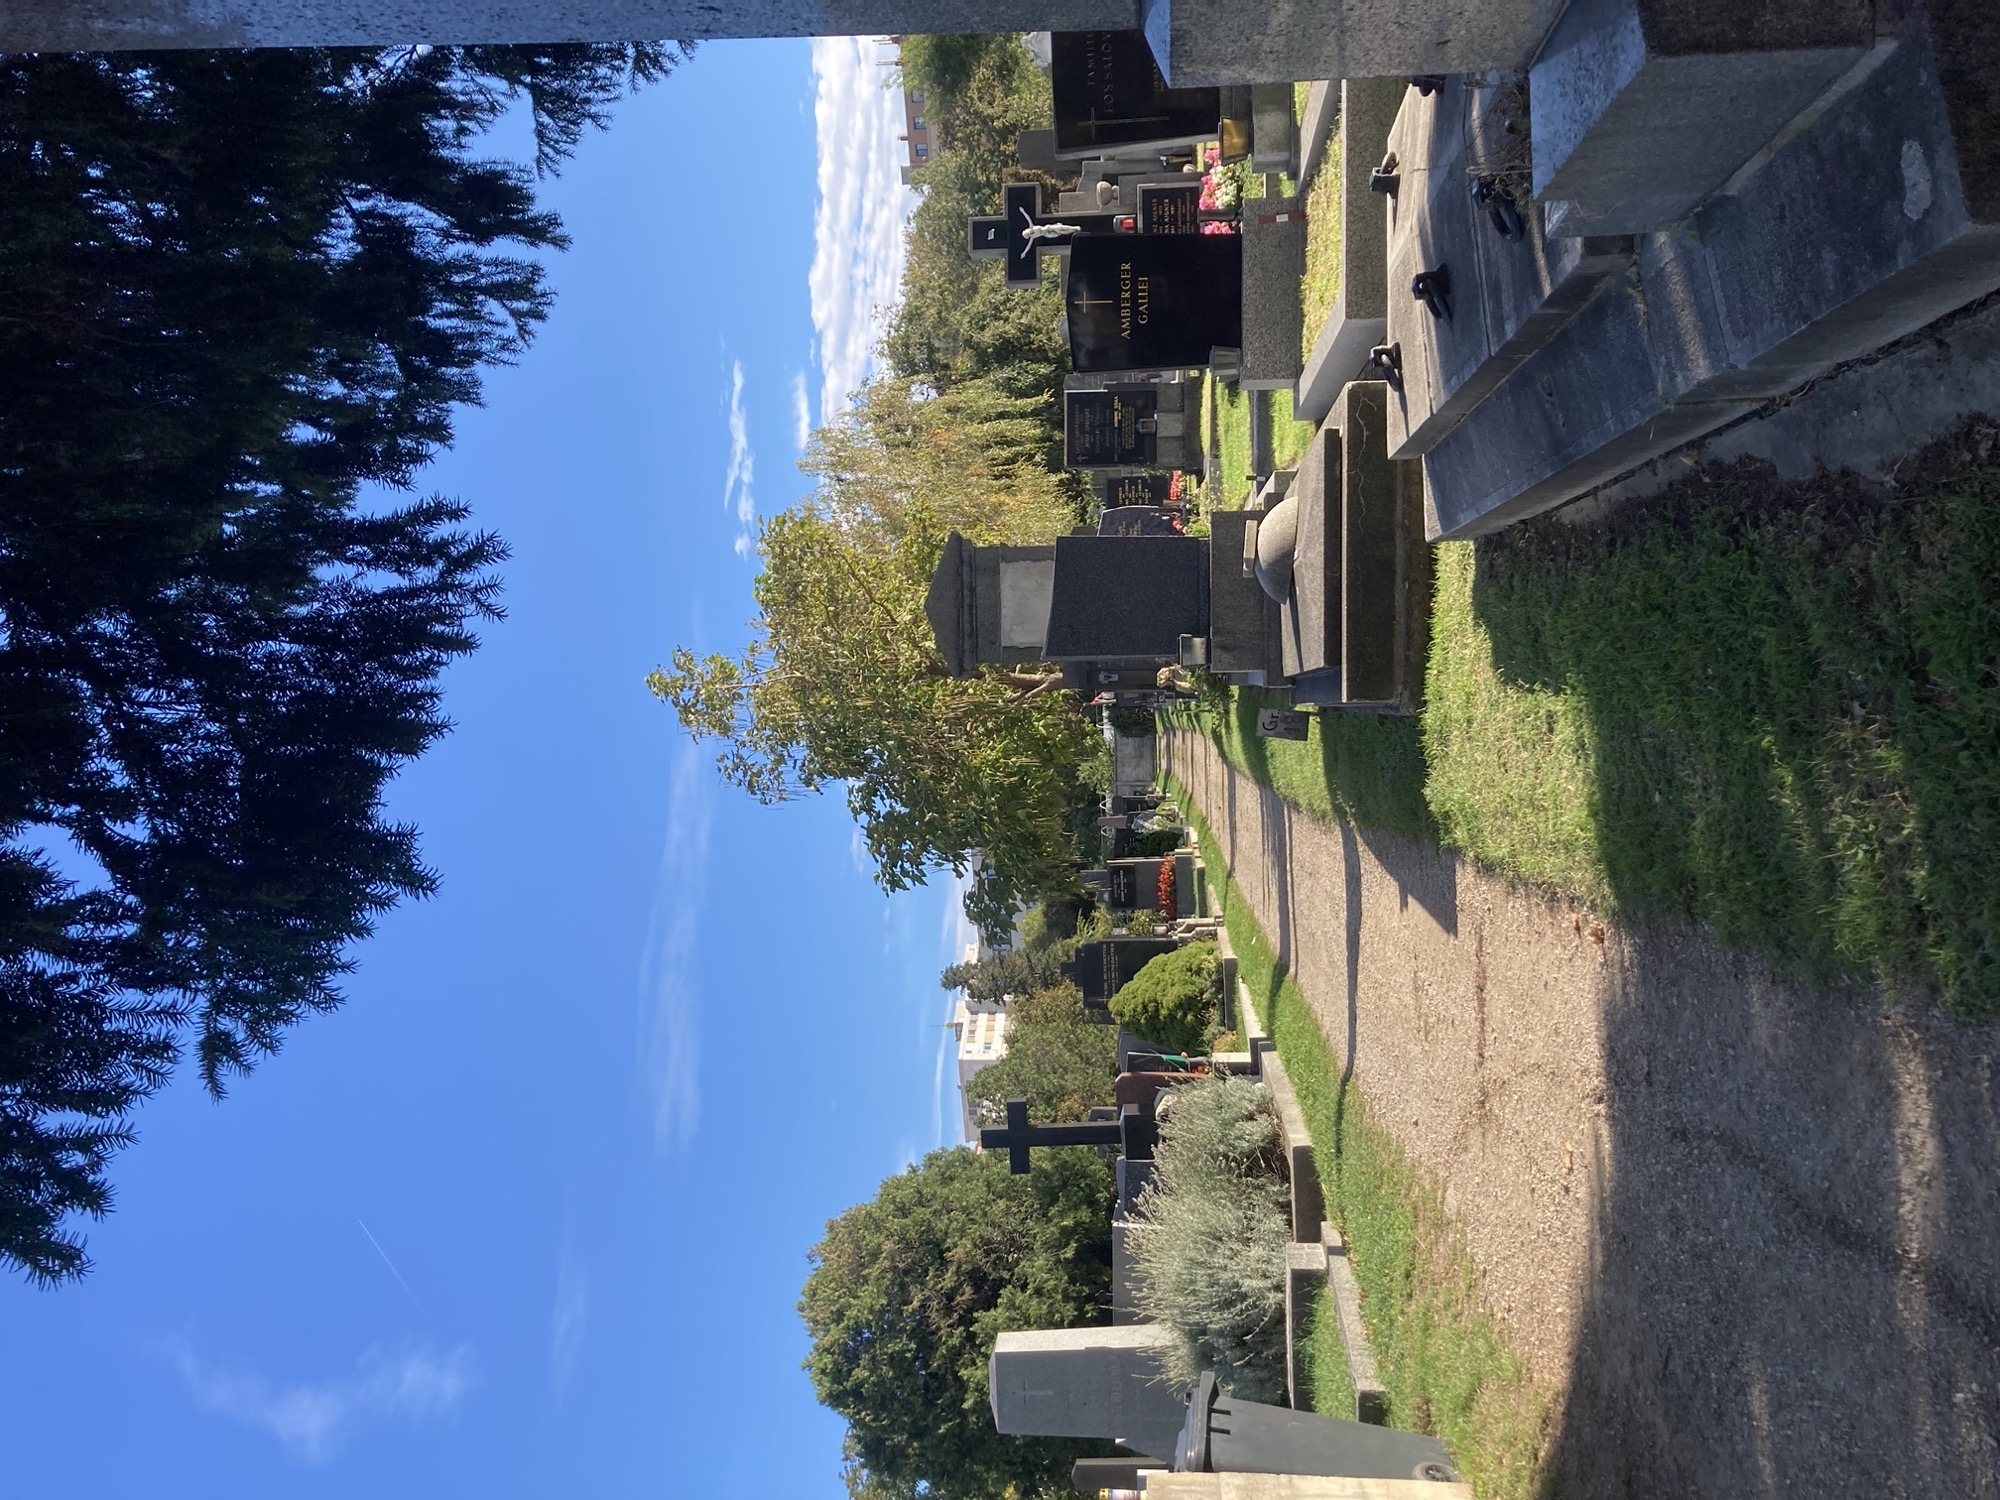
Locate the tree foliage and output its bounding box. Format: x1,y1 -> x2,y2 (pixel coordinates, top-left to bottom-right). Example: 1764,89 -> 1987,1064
0,42 -> 684,1282
651,507 -> 1097,940
801,1145 -> 1115,1500
1110,942 -> 1220,1055
965,985 -> 1116,1127
940,946 -> 1067,1004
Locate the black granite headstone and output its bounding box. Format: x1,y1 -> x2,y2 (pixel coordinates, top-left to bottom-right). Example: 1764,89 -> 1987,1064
1066,235 -> 1243,374
1050,31 -> 1220,157
1104,472 -> 1175,508
1137,181 -> 1203,235
1098,504 -> 1182,537
1065,936 -> 1183,1001
1065,387 -> 1159,468
1043,533 -> 1209,661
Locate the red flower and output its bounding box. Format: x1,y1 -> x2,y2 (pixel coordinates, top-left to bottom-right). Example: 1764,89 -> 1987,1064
1157,860 -> 1176,913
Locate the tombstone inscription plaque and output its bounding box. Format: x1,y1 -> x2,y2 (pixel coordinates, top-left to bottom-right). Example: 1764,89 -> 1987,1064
1066,387 -> 1159,468
1136,180 -> 1204,235
1066,936 -> 1183,1002
1104,472 -> 1176,509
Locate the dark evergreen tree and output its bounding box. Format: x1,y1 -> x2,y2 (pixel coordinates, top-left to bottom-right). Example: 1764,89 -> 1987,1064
0,41 -> 686,1282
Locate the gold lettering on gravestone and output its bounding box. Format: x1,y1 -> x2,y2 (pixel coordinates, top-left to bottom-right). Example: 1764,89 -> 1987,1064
1119,262 -> 1132,338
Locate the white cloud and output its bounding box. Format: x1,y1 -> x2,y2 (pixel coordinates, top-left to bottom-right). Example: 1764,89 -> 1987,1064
722,358 -> 756,558
809,37 -> 920,422
638,741 -> 714,1150
791,369 -> 813,453
549,1238 -> 589,1402
178,1343 -> 476,1464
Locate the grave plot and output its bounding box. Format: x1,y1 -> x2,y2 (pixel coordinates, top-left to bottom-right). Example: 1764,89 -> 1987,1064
1378,73 -> 1633,462
1421,7 -> 2000,536
1241,381 -> 1429,711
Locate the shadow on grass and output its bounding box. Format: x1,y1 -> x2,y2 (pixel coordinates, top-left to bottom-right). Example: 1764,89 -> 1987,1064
1449,430 -> 2000,1015
1210,687 -> 1435,843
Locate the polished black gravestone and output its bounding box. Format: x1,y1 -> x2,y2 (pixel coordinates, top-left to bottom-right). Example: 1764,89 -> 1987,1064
1065,936 -> 1183,1003
1051,30 -> 1220,158
1098,503 -> 1183,536
1067,234 -> 1243,373
1066,386 -> 1159,467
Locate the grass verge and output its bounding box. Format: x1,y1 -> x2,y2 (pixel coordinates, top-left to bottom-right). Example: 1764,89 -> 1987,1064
1171,779 -> 1552,1498
1300,130 -> 1342,362
1203,385 -> 1318,512
1208,435 -> 2000,1015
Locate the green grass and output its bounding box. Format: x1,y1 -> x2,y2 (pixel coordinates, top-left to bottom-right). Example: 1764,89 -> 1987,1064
1173,784 -> 1552,1499
1201,385 -> 1318,512
1297,1291 -> 1356,1423
1209,450 -> 2000,1014
1193,689 -> 1433,842
1300,130 -> 1342,362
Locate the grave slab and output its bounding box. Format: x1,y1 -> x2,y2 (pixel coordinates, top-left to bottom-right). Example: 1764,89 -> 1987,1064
1424,7 -> 2000,538
1282,1242 -> 1326,1410
1250,83 -> 1298,177
1241,198 -> 1306,390
1273,430 -> 1337,682
1329,382 -> 1427,712
1296,77 -> 1403,422
1140,0 -> 1570,88
1530,0 -> 1872,236
1320,1223 -> 1387,1424
990,1324 -> 1184,1462
1382,74 -> 1633,458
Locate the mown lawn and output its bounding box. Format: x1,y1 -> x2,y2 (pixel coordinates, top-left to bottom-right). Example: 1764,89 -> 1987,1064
1200,381 -> 1317,512
1175,786 -> 1552,1499
1206,440 -> 2000,1015
1300,131 -> 1342,361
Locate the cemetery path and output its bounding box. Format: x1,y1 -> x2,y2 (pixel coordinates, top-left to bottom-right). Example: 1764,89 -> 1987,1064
1165,727 -> 2000,1499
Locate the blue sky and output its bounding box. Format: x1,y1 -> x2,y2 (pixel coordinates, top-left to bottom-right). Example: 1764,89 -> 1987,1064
1,39 -> 958,1498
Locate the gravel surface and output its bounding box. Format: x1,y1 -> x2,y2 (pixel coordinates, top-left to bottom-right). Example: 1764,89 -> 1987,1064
1167,728 -> 2000,1498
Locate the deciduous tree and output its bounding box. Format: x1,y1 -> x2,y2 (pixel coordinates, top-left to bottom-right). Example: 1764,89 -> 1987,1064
801,1146 -> 1114,1500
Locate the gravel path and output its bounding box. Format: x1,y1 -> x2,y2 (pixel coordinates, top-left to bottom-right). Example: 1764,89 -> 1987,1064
1166,728 -> 2000,1498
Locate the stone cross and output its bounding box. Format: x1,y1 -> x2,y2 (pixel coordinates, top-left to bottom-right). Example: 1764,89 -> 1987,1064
969,182 -> 1123,289
980,1096 -> 1122,1173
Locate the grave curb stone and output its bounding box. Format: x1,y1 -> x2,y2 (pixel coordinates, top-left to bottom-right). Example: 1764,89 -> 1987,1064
1283,1241 -> 1327,1410
1257,1049 -> 1324,1243
1296,76 -> 1403,422
1321,1222 -> 1389,1425
1294,80 -> 1339,192
1330,381 -> 1428,712
1142,1477 -> 1474,1500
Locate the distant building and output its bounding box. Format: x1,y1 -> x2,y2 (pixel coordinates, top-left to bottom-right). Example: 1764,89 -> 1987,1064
950,941 -> 1013,1141
886,38 -> 932,178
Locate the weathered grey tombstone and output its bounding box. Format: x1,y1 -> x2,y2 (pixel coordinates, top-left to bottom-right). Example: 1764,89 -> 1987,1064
1240,202 -> 1308,391
1205,510 -> 1284,681
1263,430 -> 1338,690
1295,76 -> 1404,421
1422,8 -> 2000,538
1249,83 -> 1297,176
1530,0 -> 1873,236
989,1324 -> 1185,1461
924,533 -> 1056,677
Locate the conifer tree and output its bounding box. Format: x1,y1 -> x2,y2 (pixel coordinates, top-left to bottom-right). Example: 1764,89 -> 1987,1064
0,41 -> 686,1282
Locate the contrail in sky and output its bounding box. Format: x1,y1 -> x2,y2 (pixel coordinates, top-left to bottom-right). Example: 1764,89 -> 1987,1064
358,1219 -> 426,1318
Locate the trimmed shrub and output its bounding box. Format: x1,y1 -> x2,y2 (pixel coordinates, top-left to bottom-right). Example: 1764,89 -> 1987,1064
1109,940 -> 1218,1054
1129,1074 -> 1291,1400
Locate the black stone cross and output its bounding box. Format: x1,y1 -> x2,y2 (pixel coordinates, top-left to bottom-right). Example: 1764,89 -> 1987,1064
980,1096 -> 1121,1173
968,182 -> 1123,290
